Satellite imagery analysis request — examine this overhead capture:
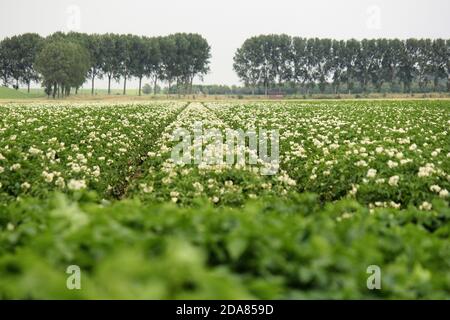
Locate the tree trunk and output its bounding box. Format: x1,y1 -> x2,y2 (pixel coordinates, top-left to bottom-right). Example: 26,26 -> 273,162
123,76 -> 127,95
27,81 -> 30,93
53,83 -> 57,99
433,78 -> 438,92
108,75 -> 112,95
153,77 -> 158,95
91,74 -> 95,95
75,87 -> 78,95
138,76 -> 142,96
15,79 -> 19,90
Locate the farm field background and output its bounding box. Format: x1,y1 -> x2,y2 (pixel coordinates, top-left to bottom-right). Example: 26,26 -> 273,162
0,99 -> 449,299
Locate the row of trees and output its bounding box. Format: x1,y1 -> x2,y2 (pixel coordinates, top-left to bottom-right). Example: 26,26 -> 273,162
0,32 -> 211,97
233,35 -> 450,94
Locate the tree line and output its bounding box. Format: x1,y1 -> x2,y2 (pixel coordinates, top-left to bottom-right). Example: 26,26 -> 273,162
233,35 -> 450,95
0,32 -> 211,98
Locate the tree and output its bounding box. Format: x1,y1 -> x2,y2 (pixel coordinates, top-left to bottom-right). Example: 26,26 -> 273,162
129,35 -> 148,96
117,34 -> 133,95
313,38 -> 332,93
0,38 -> 14,87
342,39 -> 360,94
183,33 -> 211,93
329,40 -> 346,94
35,41 -> 90,98
100,34 -> 122,94
144,37 -> 162,95
368,39 -> 387,92
304,38 -> 319,94
415,39 -> 433,92
446,39 -> 450,92
0,34 -> 43,92
233,37 -> 263,95
159,35 -> 178,94
164,33 -> 210,95
383,39 -> 402,91
234,35 -> 450,95
397,39 -> 417,93
354,39 -> 375,93
291,37 -> 308,93
431,39 -> 450,92
142,83 -> 152,95
0,36 -> 22,89
18,34 -> 43,92
86,34 -> 105,95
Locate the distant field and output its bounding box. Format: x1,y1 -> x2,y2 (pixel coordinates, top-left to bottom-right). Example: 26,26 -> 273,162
17,87 -> 142,96
0,87 -> 45,99
1,86 -> 449,102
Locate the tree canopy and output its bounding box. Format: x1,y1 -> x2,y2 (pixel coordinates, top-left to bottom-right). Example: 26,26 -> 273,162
35,41 -> 90,98
0,32 -> 211,98
234,35 -> 450,94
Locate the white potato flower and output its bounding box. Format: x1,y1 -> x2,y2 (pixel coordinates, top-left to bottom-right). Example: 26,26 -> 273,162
224,180 -> 234,187
67,179 -> 87,191
429,185 -> 441,193
28,147 -> 42,155
355,160 -> 368,167
10,164 -> 21,171
55,177 -> 65,188
439,189 -> 448,198
388,175 -> 400,187
419,202 -> 432,211
367,169 -> 377,178
140,183 -> 153,193
21,182 -> 31,190
41,171 -> 55,183
212,196 -> 220,203
418,164 -> 435,177
387,160 -> 398,168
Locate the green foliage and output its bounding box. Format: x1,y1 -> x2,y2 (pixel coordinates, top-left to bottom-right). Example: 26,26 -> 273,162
35,41 -> 90,97
0,100 -> 448,299
234,36 -> 450,94
142,83 -> 152,95
0,32 -> 211,97
0,192 -> 448,299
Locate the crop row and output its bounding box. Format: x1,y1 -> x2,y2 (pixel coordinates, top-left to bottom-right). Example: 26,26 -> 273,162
0,102 -> 185,203
208,100 -> 450,209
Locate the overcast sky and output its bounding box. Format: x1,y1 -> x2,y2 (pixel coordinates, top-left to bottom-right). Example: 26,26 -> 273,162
1,0 -> 449,88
